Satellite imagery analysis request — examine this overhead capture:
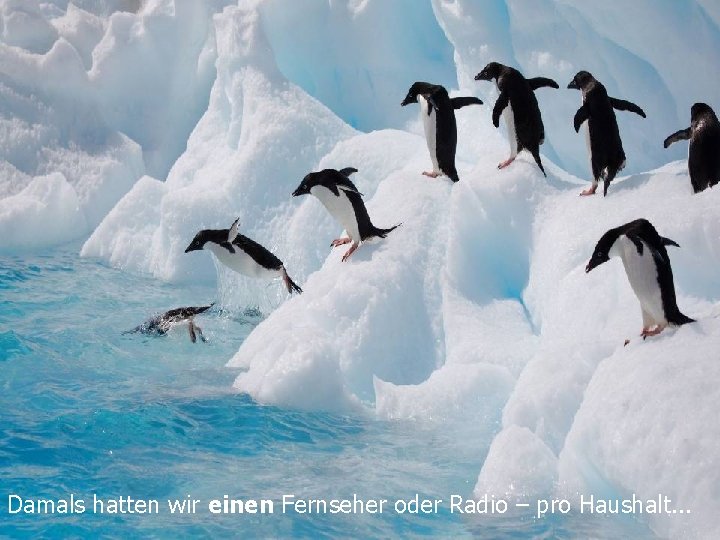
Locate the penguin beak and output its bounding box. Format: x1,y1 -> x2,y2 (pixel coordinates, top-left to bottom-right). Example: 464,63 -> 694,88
474,71 -> 488,81
292,186 -> 304,197
400,96 -> 412,106
185,242 -> 200,253
567,80 -> 578,89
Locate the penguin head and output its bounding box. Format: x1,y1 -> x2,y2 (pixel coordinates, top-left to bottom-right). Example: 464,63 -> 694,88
292,172 -> 319,197
401,82 -> 439,106
185,230 -> 211,252
475,62 -> 502,82
691,102 -> 716,122
568,71 -> 594,90
585,228 -> 620,273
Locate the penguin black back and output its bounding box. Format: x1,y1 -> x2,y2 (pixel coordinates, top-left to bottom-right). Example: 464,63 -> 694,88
664,102 -> 720,193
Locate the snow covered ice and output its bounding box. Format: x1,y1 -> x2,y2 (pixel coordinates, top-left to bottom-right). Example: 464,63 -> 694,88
2,0 -> 720,537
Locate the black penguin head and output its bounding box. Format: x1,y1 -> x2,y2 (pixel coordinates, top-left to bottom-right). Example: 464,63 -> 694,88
475,62 -> 502,82
292,172 -> 320,197
690,102 -> 717,122
568,71 -> 594,90
401,82 -> 439,106
185,230 -> 211,252
585,227 -> 620,273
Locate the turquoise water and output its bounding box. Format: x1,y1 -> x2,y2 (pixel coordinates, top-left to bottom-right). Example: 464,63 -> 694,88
0,246 -> 654,538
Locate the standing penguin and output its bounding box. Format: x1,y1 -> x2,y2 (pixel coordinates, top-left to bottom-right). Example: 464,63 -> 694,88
663,102 -> 720,193
401,82 -> 483,182
292,167 -> 399,262
586,218 -> 694,339
568,71 -> 646,196
185,219 -> 302,294
123,304 -> 214,343
474,62 -> 558,176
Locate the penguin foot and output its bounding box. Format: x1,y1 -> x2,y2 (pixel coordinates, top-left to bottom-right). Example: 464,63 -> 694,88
422,171 -> 441,178
579,186 -> 597,196
331,237 -> 352,247
640,325 -> 666,339
341,242 -> 359,262
497,157 -> 516,170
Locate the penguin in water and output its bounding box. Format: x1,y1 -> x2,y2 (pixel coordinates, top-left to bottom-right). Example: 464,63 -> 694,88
123,304 -> 213,343
292,167 -> 399,262
663,102 -> 720,193
586,218 -> 694,340
474,62 -> 558,176
185,219 -> 302,294
568,71 -> 646,196
400,82 -> 483,182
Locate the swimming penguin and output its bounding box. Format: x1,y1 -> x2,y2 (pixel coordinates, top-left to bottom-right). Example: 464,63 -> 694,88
474,62 -> 558,176
123,304 -> 214,343
400,82 -> 483,182
291,167 -> 399,262
568,71 -> 646,196
663,102 -> 720,193
586,218 -> 694,339
185,219 -> 302,294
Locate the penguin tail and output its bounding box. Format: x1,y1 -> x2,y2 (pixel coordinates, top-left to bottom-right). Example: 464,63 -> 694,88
282,267 -> 303,295
530,149 -> 546,177
374,223 -> 401,239
670,311 -> 695,326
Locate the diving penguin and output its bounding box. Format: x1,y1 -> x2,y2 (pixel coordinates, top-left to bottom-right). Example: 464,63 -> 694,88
292,167 -> 399,262
663,102 -> 720,193
475,62 -> 559,176
185,219 -> 302,294
585,218 -> 694,339
123,304 -> 214,343
401,82 -> 483,182
568,71 -> 646,196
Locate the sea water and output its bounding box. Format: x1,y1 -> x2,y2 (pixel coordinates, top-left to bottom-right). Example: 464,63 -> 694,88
0,246 -> 655,538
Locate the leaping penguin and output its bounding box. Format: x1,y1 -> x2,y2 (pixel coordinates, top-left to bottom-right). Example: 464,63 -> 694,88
475,62 -> 558,176
586,218 -> 694,340
292,167 -> 399,262
663,102 -> 720,193
401,82 -> 483,182
123,304 -> 214,343
568,71 -> 646,196
185,219 -> 302,294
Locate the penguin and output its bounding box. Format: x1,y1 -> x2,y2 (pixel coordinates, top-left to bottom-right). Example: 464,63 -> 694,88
185,218 -> 302,294
474,62 -> 558,176
123,304 -> 213,343
567,71 -> 646,196
291,167 -> 399,262
585,218 -> 694,339
400,82 -> 483,182
663,102 -> 720,193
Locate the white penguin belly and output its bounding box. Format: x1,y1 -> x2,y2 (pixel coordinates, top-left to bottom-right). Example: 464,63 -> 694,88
503,106 -> 518,157
418,95 -> 439,172
614,238 -> 666,325
207,243 -> 279,279
311,185 -> 361,242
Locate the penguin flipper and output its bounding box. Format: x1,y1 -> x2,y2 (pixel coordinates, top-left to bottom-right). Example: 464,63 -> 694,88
528,77 -> 559,91
220,241 -> 235,254
425,94 -> 440,113
492,91 -> 510,128
610,97 -> 646,118
661,236 -> 680,248
228,217 -> 240,242
625,233 -> 645,256
451,96 -> 483,109
338,167 -> 358,177
663,128 -> 691,148
573,105 -> 589,133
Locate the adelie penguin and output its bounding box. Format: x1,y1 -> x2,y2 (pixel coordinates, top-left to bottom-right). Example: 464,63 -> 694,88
292,167 -> 399,262
401,82 -> 483,182
185,219 -> 302,294
568,71 -> 646,196
663,102 -> 720,194
586,218 -> 694,340
475,62 -> 558,176
123,304 -> 214,343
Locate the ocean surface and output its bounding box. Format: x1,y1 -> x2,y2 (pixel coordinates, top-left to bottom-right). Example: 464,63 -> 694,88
0,246 -> 654,538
